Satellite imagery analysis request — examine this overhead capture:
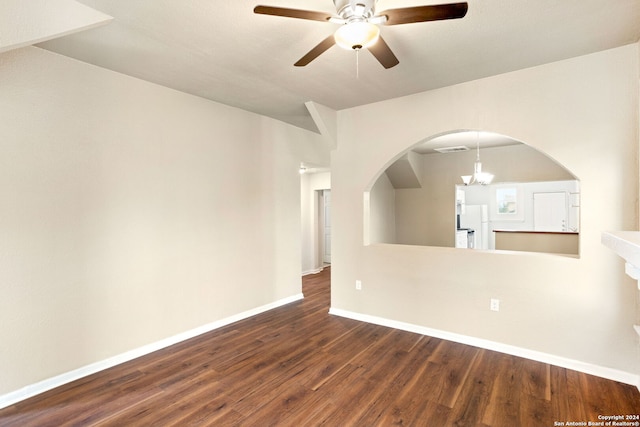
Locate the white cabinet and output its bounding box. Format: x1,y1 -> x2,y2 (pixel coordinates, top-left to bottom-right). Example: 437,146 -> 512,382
456,230 -> 469,248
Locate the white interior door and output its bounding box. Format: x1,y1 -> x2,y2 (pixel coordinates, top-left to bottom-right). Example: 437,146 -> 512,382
534,192 -> 567,231
323,190 -> 331,264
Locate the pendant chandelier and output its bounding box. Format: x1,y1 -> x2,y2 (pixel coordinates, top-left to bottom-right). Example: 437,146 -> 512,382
461,132 -> 494,186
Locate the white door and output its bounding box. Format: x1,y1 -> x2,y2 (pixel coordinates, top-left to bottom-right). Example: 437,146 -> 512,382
323,190 -> 331,264
534,192 -> 567,231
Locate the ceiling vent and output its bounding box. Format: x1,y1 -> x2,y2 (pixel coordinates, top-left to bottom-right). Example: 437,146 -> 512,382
434,145 -> 469,153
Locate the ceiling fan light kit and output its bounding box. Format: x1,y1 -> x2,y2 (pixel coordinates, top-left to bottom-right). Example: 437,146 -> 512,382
334,21 -> 380,50
254,1 -> 468,69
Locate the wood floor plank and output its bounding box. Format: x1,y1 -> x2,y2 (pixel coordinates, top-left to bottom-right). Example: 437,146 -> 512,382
519,392 -> 553,427
95,370 -> 227,426
521,357 -> 551,401
481,353 -> 524,426
375,337 -> 448,425
1,266 -> 638,426
355,345 -> 432,425
314,363 -> 378,425
551,366 -> 589,423
420,340 -> 483,409
281,393 -> 338,426
445,349 -> 499,426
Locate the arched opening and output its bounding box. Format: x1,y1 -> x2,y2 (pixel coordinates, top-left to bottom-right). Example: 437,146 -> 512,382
365,130 -> 580,256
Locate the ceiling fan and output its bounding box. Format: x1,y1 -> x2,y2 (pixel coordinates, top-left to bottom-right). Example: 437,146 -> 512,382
254,0 -> 468,69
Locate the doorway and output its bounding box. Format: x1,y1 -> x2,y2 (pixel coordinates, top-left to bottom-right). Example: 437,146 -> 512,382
321,190 -> 331,265
533,192 -> 567,231
300,171 -> 331,275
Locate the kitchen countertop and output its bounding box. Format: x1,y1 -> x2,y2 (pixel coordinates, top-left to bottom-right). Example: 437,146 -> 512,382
493,229 -> 578,234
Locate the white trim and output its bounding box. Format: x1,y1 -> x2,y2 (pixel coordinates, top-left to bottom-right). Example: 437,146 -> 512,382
0,293 -> 304,410
329,307 -> 640,389
302,267 -> 324,276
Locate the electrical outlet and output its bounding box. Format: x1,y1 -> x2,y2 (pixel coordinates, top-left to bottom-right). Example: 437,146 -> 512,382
355,280 -> 362,290
490,298 -> 500,312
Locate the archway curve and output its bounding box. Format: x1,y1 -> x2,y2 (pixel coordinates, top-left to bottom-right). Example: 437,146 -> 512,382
364,129 -> 577,192
364,129 -> 580,255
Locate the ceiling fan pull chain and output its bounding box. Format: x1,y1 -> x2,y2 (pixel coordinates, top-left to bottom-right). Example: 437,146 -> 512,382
356,48 -> 360,79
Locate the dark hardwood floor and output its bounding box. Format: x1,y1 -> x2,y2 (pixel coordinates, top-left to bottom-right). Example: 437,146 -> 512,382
1,267 -> 639,426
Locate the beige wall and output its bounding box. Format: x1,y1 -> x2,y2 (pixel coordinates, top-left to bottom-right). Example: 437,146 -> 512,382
0,46 -> 325,396
332,44 -> 640,378
368,173 -> 396,244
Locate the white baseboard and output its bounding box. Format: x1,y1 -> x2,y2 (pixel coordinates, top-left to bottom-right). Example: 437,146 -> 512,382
302,267 -> 324,276
0,293 -> 304,410
329,307 -> 640,389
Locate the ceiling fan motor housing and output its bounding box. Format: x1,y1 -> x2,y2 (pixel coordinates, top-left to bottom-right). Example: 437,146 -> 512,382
333,0 -> 377,21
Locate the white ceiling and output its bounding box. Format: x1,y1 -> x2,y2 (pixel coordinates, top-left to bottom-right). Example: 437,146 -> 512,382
0,0 -> 112,54
38,0 -> 640,133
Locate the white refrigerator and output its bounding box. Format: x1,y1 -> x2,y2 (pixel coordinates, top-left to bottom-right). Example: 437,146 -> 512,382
459,204 -> 489,250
